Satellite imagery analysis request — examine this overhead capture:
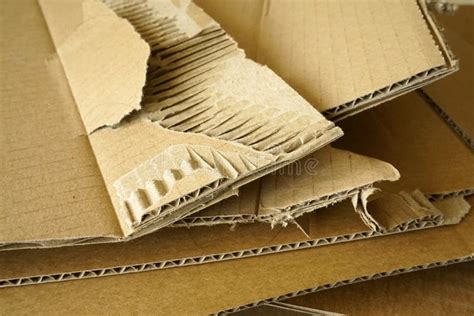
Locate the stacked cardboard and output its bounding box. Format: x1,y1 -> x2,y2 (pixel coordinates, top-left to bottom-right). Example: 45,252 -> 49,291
0,0 -> 472,314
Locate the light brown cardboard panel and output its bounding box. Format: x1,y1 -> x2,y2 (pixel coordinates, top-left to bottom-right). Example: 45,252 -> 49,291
0,0 -> 122,245
40,0 -> 149,133
37,0 -> 342,240
335,92 -> 474,195
0,194 -> 468,287
284,261 -> 474,316
180,146 -> 399,225
1,0 -> 342,248
195,0 -> 454,117
1,198 -> 473,315
423,25 -> 474,146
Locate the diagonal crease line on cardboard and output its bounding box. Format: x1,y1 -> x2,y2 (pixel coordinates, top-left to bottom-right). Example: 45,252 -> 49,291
194,0 -> 458,121
0,194 -> 469,288
30,0 -> 343,244
216,255 -> 474,315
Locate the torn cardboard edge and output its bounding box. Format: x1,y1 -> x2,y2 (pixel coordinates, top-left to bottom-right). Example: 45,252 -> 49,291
239,302 -> 344,316
171,146 -> 401,230
218,255 -> 474,315
169,186 -> 371,229
322,0 -> 458,120
0,194 -> 469,288
6,0 -> 343,247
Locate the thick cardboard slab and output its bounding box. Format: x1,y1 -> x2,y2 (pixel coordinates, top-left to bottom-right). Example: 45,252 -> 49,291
1,0 -> 342,249
1,196 -> 472,315
194,0 -> 458,119
236,302 -> 343,316
280,261 -> 474,316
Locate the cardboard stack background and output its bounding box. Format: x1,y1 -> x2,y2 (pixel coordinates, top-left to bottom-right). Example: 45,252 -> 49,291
1,0 -> 473,314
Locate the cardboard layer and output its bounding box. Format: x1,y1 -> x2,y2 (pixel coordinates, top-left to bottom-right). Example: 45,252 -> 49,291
422,8 -> 474,148
0,0 -> 123,245
0,194 -> 468,287
281,261 -> 474,316
176,89 -> 473,228
195,0 -> 457,119
1,0 -> 342,248
172,147 -> 400,227
236,302 -> 343,316
1,196 -> 473,314
335,91 -> 474,197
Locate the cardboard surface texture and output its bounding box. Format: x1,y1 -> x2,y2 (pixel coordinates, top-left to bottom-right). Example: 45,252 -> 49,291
1,0 -> 343,249
422,6 -> 474,147
282,261 -> 474,316
1,90 -> 472,287
194,0 -> 457,119
1,196 -> 473,314
172,146 -> 400,228
1,1 -> 473,313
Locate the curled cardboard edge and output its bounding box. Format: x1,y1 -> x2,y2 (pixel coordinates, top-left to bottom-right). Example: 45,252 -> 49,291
323,0 -> 458,121
0,195 -> 468,288
216,255 -> 474,315
0,126 -> 341,251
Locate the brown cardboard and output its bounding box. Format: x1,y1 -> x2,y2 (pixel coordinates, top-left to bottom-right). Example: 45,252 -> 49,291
335,92 -> 474,197
171,146 -> 400,228
173,89 -> 474,228
282,261 -> 474,316
1,0 -> 342,249
422,8 -> 474,147
0,194 -> 468,287
1,196 -> 472,314
2,88 -> 472,285
194,0 -> 458,120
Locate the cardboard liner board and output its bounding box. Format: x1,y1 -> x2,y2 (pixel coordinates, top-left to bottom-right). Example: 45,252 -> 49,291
1,196 -> 473,314
0,194 -> 469,288
221,255 -> 473,315
172,88 -> 474,229
44,0 -> 343,236
171,146 -> 400,229
275,260 -> 474,316
1,0 -> 343,249
235,302 -> 344,316
422,10 -> 474,148
194,0 -> 458,120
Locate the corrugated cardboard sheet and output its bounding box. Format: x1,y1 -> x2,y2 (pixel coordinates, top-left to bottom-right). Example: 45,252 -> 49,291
1,0 -> 343,249
280,261 -> 474,316
194,0 -> 457,119
1,0 -> 472,313
422,6 -> 474,148
1,90 -> 472,288
1,196 -> 473,314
